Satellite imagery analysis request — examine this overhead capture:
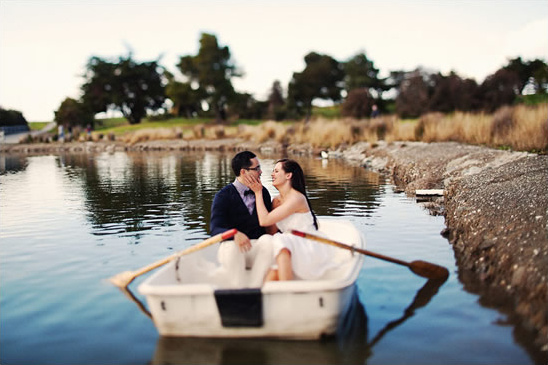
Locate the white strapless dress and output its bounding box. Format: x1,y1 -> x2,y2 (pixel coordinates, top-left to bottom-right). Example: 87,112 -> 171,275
271,212 -> 339,280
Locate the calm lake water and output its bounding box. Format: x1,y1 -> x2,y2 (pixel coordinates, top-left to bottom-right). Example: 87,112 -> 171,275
0,151 -> 534,364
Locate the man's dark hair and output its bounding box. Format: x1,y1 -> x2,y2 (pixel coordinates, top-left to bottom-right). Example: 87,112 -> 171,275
231,151 -> 256,176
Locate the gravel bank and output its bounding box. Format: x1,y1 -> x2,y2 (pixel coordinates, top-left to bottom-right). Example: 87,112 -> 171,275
340,141 -> 547,361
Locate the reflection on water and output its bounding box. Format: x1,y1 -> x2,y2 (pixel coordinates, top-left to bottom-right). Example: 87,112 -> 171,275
6,151 -> 383,239
152,290 -> 369,365
0,151 -> 535,365
0,153 -> 28,174
57,152 -> 227,237
127,277 -> 446,365
367,277 -> 447,348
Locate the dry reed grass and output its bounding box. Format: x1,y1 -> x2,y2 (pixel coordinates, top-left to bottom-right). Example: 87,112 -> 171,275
240,121 -> 289,143
119,127 -> 183,145
277,116 -> 398,147
408,104 -> 547,151
116,103 -> 546,152
281,103 -> 546,152
291,118 -> 358,147
505,104 -> 548,151
388,119 -> 416,142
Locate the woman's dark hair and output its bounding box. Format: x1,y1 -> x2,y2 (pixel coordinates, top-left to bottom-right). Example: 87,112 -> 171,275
231,151 -> 256,176
277,158 -> 318,230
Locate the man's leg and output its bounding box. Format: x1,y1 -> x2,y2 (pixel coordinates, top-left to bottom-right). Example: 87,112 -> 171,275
246,235 -> 274,287
217,240 -> 246,288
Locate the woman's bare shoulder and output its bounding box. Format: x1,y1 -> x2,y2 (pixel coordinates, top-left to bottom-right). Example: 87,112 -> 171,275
290,189 -> 310,212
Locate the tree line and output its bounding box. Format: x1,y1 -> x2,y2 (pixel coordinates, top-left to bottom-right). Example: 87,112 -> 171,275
0,108 -> 28,127
5,32 -> 548,129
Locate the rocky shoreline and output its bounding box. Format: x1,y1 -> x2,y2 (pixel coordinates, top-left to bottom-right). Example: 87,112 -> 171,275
340,141 -> 547,362
2,139 -> 547,361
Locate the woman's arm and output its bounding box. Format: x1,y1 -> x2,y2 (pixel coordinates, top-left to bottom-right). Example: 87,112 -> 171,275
244,176 -> 305,227
263,196 -> 281,234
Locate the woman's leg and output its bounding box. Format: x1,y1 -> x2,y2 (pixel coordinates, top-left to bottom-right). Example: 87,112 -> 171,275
276,248 -> 293,281
264,268 -> 278,282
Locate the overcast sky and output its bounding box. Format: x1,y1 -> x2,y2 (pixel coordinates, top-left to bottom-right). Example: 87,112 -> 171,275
1,0 -> 547,121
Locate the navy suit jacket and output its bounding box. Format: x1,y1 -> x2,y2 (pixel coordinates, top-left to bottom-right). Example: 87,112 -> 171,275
210,184 -> 272,239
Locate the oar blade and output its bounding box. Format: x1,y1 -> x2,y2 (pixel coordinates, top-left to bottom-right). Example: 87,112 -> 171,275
108,270 -> 137,288
409,260 -> 449,280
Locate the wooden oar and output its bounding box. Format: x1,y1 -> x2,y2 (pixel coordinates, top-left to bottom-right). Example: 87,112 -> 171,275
108,228 -> 237,288
291,230 -> 449,280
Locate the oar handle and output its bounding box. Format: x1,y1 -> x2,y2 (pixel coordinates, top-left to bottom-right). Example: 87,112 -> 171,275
291,229 -> 449,280
132,228 -> 237,277
109,228 -> 237,288
291,229 -> 409,265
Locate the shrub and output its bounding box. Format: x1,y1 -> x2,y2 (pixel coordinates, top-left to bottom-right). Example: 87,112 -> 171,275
491,106 -> 514,139
341,88 -> 374,119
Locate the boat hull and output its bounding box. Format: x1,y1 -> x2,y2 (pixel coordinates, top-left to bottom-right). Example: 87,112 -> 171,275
138,219 -> 365,339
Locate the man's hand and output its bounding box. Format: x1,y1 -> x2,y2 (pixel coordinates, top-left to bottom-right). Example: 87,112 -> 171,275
234,231 -> 252,252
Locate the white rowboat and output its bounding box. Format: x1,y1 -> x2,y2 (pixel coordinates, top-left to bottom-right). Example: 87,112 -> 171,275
138,219 -> 366,339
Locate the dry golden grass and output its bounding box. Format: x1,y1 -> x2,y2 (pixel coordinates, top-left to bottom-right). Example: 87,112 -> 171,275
407,104 -> 547,151
119,127 -> 183,145
292,118 -> 358,148
388,119 -> 416,142
115,103 -> 547,152
505,104 -> 548,151
450,111 -> 493,145
240,121 -> 289,143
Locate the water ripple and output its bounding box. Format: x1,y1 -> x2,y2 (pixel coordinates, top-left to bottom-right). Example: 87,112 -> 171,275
0,152 -> 533,365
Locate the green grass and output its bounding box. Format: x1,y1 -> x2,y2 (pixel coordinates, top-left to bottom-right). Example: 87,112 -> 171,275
311,105 -> 341,119
93,116 -> 271,135
515,93 -> 548,106
231,119 -> 265,126
28,122 -> 51,131
93,117 -> 128,130
94,117 -> 209,134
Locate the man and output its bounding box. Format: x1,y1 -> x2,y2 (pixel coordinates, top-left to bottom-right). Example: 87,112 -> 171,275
210,151 -> 276,287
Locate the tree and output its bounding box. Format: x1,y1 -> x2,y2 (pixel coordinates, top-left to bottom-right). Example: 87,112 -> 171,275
81,53 -> 166,124
528,59 -> 548,93
54,98 -> 94,128
266,80 -> 285,121
176,33 -> 240,122
164,70 -> 203,118
395,70 -> 430,118
385,70 -> 407,91
287,52 -> 344,119
341,88 -> 374,119
0,107 -> 28,127
504,57 -> 548,94
228,92 -> 266,120
477,68 -> 520,112
428,72 -> 479,113
343,52 -> 385,98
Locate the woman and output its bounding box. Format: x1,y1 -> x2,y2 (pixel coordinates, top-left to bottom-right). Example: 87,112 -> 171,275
243,159 -> 337,281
